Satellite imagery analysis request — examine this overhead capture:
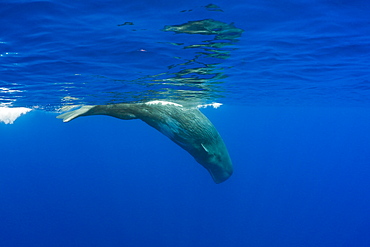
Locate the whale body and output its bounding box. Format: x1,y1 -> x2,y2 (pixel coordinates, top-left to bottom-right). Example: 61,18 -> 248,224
57,101 -> 233,183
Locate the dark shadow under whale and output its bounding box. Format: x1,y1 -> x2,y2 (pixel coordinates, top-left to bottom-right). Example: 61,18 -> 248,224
57,101 -> 233,183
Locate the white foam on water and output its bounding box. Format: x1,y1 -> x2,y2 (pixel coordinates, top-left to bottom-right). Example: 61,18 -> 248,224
197,103 -> 223,109
145,100 -> 183,107
0,107 -> 32,124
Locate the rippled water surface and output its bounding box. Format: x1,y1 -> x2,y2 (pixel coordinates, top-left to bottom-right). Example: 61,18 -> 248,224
1,1 -> 370,247
1,0 -> 369,109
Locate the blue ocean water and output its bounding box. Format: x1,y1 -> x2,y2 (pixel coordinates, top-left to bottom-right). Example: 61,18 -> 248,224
1,0 -> 370,246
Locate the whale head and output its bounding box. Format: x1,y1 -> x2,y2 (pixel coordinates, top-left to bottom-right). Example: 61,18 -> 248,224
196,142 -> 233,184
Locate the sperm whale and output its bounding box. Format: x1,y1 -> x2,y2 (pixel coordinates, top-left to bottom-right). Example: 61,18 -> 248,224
57,101 -> 233,183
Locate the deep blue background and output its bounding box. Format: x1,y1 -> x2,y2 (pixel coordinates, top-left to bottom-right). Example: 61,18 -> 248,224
1,0 -> 370,246
1,106 -> 370,246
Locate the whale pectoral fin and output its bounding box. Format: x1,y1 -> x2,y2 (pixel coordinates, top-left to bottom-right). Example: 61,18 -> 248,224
201,143 -> 209,153
57,105 -> 95,122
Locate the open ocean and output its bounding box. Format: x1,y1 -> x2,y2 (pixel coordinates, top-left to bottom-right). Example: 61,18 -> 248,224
1,0 -> 370,246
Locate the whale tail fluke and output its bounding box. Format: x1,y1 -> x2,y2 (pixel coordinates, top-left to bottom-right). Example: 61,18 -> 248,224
57,105 -> 95,122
